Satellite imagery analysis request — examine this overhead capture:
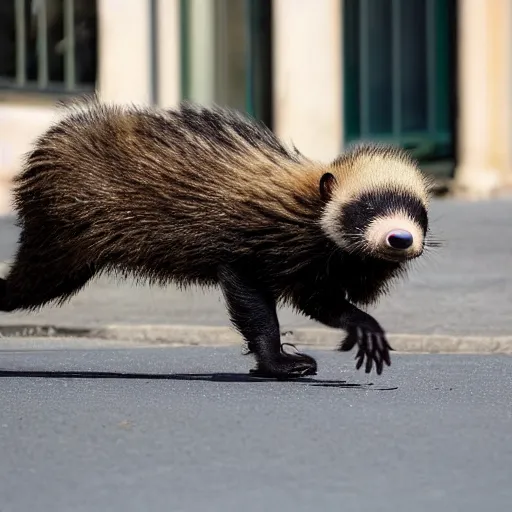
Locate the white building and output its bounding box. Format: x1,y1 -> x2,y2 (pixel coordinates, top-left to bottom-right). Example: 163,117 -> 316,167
1,0 -> 511,213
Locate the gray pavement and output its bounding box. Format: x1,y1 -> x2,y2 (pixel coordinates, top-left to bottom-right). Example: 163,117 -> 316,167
1,344 -> 511,512
1,197 -> 512,337
2,199 -> 512,512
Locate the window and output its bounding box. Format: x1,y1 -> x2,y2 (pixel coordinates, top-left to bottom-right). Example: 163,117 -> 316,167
180,0 -> 273,127
0,0 -> 97,93
343,0 -> 457,178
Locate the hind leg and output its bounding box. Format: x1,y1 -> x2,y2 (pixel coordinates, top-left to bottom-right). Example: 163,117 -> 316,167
218,264 -> 317,379
0,237 -> 96,312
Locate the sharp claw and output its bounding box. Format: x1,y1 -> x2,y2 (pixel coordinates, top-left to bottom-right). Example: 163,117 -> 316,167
382,342 -> 391,366
340,323 -> 392,375
372,334 -> 382,375
280,342 -> 300,355
375,344 -> 384,374
362,334 -> 371,373
365,354 -> 373,373
371,335 -> 382,375
367,333 -> 374,354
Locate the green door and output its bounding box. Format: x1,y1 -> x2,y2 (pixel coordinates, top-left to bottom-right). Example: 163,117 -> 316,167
180,0 -> 273,128
343,0 -> 457,178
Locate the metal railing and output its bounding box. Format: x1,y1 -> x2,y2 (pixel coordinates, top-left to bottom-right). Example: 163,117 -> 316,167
2,0 -> 96,93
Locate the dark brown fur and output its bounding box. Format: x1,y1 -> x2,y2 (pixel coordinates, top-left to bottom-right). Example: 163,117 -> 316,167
1,99 -> 429,378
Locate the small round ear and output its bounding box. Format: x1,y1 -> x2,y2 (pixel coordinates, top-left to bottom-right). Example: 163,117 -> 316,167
320,172 -> 337,201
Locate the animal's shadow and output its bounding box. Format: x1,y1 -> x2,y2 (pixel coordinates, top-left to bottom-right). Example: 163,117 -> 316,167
0,369 -> 398,390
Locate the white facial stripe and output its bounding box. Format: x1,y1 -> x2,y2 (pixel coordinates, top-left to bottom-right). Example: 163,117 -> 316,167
320,200 -> 348,248
336,156 -> 431,206
366,211 -> 424,253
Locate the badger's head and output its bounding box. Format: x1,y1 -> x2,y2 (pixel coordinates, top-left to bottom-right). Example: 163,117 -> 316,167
319,143 -> 432,263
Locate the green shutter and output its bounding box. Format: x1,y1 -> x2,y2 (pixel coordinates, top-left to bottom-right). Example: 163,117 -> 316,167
343,0 -> 457,178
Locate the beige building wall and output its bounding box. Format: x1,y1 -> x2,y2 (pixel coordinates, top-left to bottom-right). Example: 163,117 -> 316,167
0,104 -> 57,214
454,0 -> 512,198
0,0 -> 182,215
3,0 -> 512,215
99,0 -> 181,107
155,0 -> 181,108
272,0 -> 343,162
97,0 -> 152,104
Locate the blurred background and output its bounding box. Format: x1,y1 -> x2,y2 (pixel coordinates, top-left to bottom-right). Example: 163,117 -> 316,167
0,0 -> 511,212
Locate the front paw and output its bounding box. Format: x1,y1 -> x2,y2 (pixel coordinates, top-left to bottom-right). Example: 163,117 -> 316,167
338,318 -> 393,375
250,344 -> 318,379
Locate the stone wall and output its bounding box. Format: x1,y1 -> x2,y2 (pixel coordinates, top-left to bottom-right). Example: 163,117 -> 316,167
0,104 -> 56,215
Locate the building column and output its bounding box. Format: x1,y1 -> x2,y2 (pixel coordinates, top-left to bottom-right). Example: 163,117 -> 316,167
272,0 -> 343,162
186,0 -> 216,104
454,0 -> 512,198
155,0 -> 181,108
97,0 -> 152,104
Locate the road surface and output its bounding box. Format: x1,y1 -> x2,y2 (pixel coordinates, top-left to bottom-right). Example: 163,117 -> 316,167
1,198 -> 512,337
1,343 -> 511,512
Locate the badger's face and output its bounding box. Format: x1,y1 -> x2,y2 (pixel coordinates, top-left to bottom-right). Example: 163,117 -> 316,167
319,146 -> 430,263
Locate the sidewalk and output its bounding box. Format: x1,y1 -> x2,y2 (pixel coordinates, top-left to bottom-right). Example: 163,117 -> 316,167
1,198 -> 512,349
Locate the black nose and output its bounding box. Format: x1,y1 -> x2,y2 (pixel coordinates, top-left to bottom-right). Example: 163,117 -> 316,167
386,230 -> 413,250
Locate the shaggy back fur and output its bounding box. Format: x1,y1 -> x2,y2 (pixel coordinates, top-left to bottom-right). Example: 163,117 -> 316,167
6,99 -> 430,312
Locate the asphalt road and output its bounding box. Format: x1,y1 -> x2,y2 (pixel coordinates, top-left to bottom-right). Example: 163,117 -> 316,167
1,198 -> 512,336
1,344 -> 511,512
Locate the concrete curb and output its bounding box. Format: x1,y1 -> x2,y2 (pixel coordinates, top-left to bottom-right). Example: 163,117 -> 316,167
1,323 -> 512,354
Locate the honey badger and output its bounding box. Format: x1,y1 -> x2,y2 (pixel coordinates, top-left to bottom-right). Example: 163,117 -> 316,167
0,99 -> 433,378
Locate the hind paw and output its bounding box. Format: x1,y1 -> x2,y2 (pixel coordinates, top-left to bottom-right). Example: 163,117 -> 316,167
250,344 -> 317,379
